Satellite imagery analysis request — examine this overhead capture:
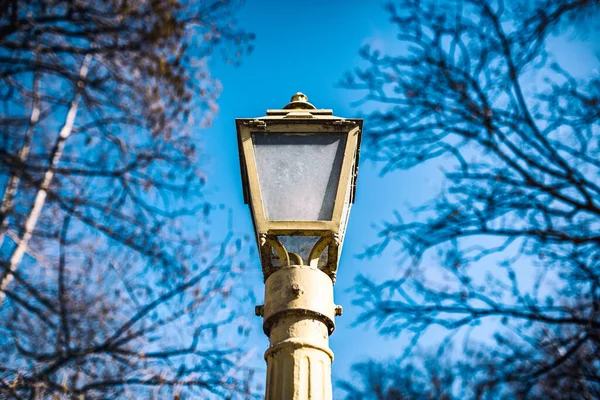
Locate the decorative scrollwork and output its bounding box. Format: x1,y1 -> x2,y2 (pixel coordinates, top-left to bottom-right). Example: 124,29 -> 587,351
259,233 -> 290,281
308,234 -> 341,284
308,235 -> 331,269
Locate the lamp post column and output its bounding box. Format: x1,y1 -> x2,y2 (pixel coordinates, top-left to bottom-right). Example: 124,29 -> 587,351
236,93 -> 362,399
258,263 -> 339,400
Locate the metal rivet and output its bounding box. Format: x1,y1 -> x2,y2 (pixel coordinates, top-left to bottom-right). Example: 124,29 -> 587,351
291,283 -> 304,297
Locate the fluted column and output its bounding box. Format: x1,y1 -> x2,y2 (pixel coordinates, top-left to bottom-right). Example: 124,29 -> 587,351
260,265 -> 338,400
265,315 -> 333,399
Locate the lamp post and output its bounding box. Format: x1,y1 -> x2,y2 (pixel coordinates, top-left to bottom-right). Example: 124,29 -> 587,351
236,93 -> 362,399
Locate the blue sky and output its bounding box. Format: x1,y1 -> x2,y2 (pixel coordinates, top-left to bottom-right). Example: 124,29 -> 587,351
201,0 -> 416,393
0,1 -> 433,396
199,0 -> 599,396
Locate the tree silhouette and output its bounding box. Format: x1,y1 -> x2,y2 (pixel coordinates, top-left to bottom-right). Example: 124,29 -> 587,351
342,0 -> 599,397
339,356 -> 458,400
0,0 -> 256,398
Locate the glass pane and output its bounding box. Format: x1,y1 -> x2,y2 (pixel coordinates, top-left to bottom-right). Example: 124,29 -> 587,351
253,133 -> 346,221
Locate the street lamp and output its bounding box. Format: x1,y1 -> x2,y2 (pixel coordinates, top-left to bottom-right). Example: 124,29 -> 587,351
236,93 -> 361,399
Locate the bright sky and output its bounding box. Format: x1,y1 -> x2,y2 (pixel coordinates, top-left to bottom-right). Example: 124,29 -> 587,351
199,0 -> 599,396
201,1 -> 419,394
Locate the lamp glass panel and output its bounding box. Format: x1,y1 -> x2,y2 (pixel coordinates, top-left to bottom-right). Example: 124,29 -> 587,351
253,133 -> 346,221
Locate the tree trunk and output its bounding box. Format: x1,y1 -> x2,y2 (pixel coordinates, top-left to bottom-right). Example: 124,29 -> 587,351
0,68 -> 41,247
0,55 -> 92,306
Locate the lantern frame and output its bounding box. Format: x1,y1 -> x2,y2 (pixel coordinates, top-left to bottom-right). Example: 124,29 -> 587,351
236,99 -> 362,282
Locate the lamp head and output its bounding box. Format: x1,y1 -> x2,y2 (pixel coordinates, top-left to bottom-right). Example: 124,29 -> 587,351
236,94 -> 362,283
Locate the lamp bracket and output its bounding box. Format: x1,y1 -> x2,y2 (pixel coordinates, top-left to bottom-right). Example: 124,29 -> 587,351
307,234 -> 340,284
260,233 -> 290,281
258,233 -> 341,283
308,236 -> 331,269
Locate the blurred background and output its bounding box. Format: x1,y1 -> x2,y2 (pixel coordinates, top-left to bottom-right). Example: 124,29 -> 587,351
1,0 -> 599,398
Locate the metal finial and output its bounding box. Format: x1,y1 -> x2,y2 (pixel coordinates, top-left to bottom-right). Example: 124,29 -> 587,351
283,92 -> 316,110
291,92 -> 308,102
